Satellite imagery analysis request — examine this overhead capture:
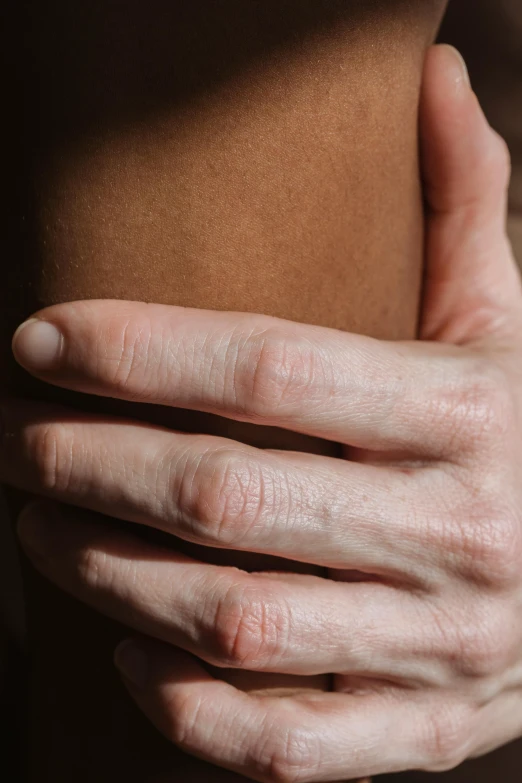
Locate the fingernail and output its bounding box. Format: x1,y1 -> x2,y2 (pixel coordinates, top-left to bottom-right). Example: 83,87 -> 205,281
114,640 -> 149,688
12,319 -> 64,372
444,44 -> 471,88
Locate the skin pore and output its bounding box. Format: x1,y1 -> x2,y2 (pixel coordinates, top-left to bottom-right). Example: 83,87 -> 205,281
2,1 -> 448,780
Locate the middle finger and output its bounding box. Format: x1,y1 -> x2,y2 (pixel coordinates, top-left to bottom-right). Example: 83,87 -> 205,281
1,400 -> 446,584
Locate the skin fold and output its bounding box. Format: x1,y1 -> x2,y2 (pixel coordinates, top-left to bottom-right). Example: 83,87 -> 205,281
1,1 -> 452,780
385,6 -> 522,781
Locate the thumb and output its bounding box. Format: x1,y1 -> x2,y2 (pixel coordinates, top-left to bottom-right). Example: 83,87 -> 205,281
420,44 -> 522,346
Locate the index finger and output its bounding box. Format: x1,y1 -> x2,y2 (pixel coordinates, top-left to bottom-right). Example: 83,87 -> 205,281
12,299 -> 466,456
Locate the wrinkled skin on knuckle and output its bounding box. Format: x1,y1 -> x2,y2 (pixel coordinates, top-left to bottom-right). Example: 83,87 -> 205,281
422,702 -> 474,773
263,720 -> 323,783
163,689 -> 208,751
76,547 -> 143,612
208,581 -> 291,670
176,446 -> 279,546
427,590 -> 514,683
447,606 -> 512,680
448,360 -> 514,457
29,421 -> 80,494
76,546 -> 111,594
234,328 -> 331,420
168,687 -> 323,783
454,500 -> 522,589
97,313 -> 170,399
28,420 -> 134,504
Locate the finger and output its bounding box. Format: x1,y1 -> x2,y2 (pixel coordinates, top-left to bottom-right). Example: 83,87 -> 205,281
470,689 -> 522,761
2,399 -> 445,583
17,502 -> 431,679
11,299 -> 485,457
113,638 -> 473,781
420,45 -> 522,345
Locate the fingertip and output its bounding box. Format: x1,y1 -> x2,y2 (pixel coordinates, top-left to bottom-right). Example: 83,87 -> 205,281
420,43 -> 504,215
429,44 -> 470,91
12,318 -> 64,374
421,44 -> 476,134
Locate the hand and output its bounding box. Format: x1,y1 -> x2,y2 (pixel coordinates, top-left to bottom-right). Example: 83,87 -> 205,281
3,45 -> 522,782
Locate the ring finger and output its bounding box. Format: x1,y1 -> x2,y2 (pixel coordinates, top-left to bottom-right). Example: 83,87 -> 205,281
18,500 -> 437,681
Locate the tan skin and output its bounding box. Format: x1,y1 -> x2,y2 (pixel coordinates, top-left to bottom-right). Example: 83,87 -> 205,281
7,1 -> 519,781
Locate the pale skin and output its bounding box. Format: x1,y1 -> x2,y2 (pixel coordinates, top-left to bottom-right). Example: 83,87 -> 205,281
3,46 -> 522,781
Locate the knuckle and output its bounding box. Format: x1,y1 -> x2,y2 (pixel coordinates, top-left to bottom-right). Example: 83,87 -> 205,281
209,581 -> 290,669
31,422 -> 76,493
456,502 -> 522,588
448,360 -> 513,453
165,690 -> 206,750
265,725 -> 322,783
76,546 -> 110,592
422,703 -> 472,772
176,447 -> 278,546
99,314 -> 158,397
451,608 -> 511,679
233,328 -> 327,419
